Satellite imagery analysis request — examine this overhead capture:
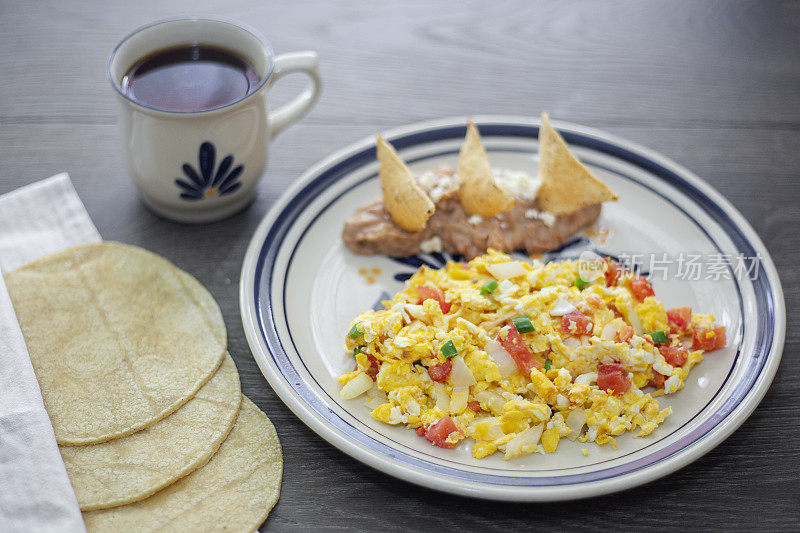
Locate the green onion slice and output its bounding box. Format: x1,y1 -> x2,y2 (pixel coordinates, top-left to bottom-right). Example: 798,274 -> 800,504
575,276 -> 589,290
649,330 -> 669,344
440,340 -> 458,358
544,359 -> 552,372
348,323 -> 363,339
353,345 -> 366,356
480,280 -> 499,295
512,316 -> 535,334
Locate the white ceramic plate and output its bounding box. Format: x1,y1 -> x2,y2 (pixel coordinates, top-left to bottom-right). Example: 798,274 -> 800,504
240,116 -> 785,501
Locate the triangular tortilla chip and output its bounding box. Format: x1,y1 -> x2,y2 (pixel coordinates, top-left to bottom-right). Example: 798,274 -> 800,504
458,120 -> 515,217
536,113 -> 618,215
377,135 -> 435,232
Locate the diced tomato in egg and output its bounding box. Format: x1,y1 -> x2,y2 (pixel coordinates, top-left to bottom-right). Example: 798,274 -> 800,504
468,400 -> 482,413
648,371 -> 667,389
585,295 -> 602,308
427,361 -> 452,382
692,326 -> 727,351
561,310 -> 593,336
597,363 -> 631,395
364,354 -> 380,381
497,327 -> 542,374
425,416 -> 460,449
659,345 -> 688,366
416,425 -> 427,436
713,326 -> 727,350
416,285 -> 451,314
604,258 -> 625,287
616,325 -> 634,343
666,307 -> 692,333
629,276 -> 655,301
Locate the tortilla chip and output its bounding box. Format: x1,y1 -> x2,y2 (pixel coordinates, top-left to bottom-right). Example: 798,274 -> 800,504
5,242 -> 227,445
82,397 -> 282,533
377,135 -> 434,232
61,353 -> 241,511
536,113 -> 618,215
458,120 -> 515,217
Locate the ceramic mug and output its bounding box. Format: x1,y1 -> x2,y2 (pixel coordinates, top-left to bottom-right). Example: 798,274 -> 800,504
107,18 -> 321,223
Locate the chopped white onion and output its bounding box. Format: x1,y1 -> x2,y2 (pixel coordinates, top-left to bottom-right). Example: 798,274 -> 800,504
432,382 -> 450,412
627,308 -> 644,336
550,298 -> 577,316
449,386 -> 469,414
601,322 -> 619,341
565,408 -> 588,440
339,373 -> 373,400
449,356 -> 477,387
487,261 -> 528,280
574,372 -> 598,386
562,336 -> 581,348
504,424 -> 544,460
456,316 -> 482,336
474,390 -> 506,413
664,374 -> 682,394
484,339 -> 518,378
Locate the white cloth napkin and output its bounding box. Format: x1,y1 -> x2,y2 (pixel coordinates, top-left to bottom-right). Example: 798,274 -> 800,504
0,173 -> 97,532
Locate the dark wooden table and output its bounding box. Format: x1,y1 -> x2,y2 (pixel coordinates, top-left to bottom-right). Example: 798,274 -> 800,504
2,1 -> 798,530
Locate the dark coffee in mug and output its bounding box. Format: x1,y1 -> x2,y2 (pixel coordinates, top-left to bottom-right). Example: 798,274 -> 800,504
121,45 -> 260,112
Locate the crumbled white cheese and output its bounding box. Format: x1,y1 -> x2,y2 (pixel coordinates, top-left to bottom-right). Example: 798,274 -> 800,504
416,166 -> 542,203
420,236 -> 442,254
493,168 -> 542,200
468,215 -> 483,226
416,168 -> 458,202
524,208 -> 556,227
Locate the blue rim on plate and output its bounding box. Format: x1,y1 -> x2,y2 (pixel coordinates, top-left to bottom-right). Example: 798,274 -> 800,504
240,116 -> 785,501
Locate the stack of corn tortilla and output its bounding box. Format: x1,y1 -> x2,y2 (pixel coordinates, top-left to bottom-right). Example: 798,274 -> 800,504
5,242 -> 281,532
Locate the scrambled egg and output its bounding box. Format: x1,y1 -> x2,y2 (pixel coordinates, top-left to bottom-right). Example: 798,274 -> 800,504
338,250 -> 723,460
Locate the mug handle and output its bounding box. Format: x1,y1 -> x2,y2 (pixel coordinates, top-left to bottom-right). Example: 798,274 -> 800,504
267,51 -> 322,139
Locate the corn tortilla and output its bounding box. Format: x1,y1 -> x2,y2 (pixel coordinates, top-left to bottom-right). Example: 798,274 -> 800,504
5,242 -> 227,445
458,119 -> 515,217
82,397 -> 283,533
377,134 -> 435,232
61,353 -> 241,511
536,112 -> 618,215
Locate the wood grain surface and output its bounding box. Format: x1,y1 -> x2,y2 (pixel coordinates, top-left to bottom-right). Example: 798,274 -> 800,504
1,1 -> 798,531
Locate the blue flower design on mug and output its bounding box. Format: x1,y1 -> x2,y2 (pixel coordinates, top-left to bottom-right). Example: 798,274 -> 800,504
175,142 -> 244,200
